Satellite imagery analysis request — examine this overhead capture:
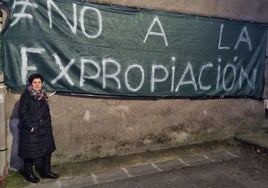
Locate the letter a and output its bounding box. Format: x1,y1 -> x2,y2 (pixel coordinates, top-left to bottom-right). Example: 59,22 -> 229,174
143,16 -> 168,46
234,26 -> 252,51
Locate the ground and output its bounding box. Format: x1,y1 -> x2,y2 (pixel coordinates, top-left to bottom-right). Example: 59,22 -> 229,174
3,138 -> 268,188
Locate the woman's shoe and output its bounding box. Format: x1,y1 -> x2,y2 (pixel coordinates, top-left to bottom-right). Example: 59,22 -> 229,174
36,167 -> 59,179
23,173 -> 40,183
43,171 -> 59,179
22,166 -> 40,183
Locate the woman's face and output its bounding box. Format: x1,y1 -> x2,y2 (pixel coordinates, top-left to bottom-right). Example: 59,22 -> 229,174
31,78 -> 43,91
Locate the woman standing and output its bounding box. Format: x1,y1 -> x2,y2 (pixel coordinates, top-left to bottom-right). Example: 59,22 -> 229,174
18,73 -> 59,183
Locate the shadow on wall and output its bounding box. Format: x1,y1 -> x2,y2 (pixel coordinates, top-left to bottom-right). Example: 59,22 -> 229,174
9,100 -> 23,171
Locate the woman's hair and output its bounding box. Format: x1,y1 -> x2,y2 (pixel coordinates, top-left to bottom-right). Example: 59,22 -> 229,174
28,73 -> 44,84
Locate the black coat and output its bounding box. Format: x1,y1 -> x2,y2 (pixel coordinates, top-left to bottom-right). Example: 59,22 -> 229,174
18,90 -> 56,158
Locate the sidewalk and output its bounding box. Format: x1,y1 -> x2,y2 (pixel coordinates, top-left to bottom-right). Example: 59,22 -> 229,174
22,142 -> 241,188
10,130 -> 268,188
24,150 -> 240,188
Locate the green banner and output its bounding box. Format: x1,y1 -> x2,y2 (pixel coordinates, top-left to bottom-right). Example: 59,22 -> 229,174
1,0 -> 267,98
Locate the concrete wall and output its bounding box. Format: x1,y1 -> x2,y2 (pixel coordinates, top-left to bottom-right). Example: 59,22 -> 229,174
5,0 -> 268,166
88,0 -> 268,23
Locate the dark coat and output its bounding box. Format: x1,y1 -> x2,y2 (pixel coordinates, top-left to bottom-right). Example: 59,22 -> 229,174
18,90 -> 56,158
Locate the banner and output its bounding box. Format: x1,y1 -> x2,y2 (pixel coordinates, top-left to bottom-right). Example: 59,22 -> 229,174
1,0 -> 267,98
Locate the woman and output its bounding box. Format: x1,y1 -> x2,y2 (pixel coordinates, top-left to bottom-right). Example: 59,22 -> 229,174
18,73 -> 59,183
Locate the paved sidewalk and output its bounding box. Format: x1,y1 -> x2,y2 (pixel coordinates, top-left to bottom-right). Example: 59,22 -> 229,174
20,130 -> 268,188
24,149 -> 240,188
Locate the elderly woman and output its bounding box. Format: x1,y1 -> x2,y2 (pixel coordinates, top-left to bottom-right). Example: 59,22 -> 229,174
18,73 -> 59,183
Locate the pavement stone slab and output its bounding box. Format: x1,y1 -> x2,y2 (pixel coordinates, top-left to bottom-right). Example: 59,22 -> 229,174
25,180 -> 60,188
126,163 -> 159,177
205,150 -> 238,163
154,159 -> 186,171
61,175 -> 95,188
94,168 -> 128,184
180,155 -> 209,166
